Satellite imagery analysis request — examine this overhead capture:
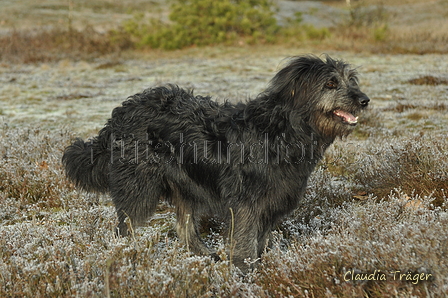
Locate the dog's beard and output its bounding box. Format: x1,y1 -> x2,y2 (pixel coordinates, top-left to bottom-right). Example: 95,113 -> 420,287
309,90 -> 366,138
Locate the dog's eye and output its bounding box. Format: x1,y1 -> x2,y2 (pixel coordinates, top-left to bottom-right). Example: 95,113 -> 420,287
326,81 -> 337,89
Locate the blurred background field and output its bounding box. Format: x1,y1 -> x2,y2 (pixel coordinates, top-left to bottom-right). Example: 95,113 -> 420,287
0,1 -> 447,297
0,0 -> 448,62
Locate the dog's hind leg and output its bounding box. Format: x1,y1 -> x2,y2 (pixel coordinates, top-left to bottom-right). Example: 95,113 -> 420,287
256,226 -> 273,258
173,197 -> 212,256
229,208 -> 261,272
110,164 -> 162,236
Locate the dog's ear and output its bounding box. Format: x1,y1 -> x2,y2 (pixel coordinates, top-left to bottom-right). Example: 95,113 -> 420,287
289,83 -> 310,110
274,56 -> 324,108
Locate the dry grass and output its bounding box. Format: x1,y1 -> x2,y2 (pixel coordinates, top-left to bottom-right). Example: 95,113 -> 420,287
324,0 -> 448,55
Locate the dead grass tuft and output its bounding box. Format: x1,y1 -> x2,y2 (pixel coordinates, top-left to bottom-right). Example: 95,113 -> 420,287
407,75 -> 448,86
382,101 -> 448,113
0,27 -> 131,63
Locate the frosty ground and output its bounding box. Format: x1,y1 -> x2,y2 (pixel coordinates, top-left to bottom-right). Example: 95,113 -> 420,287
1,48 -> 447,297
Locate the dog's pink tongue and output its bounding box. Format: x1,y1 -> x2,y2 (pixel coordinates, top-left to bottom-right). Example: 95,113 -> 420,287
333,109 -> 358,125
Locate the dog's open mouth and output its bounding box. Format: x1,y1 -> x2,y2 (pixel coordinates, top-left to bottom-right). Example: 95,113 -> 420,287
333,109 -> 358,125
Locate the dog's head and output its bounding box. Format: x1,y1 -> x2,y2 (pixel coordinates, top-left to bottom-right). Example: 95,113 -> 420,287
268,55 -> 370,139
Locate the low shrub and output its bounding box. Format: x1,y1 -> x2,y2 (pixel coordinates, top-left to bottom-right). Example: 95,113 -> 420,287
120,0 -> 279,50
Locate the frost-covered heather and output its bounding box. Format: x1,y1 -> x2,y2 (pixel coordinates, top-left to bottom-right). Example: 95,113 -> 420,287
1,53 -> 448,297
320,131 -> 448,206
261,193 -> 448,297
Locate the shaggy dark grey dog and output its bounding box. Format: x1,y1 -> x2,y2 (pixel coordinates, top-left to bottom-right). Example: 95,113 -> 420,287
63,55 -> 369,271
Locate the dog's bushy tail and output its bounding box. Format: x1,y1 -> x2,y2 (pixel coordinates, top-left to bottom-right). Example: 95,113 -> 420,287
62,136 -> 110,193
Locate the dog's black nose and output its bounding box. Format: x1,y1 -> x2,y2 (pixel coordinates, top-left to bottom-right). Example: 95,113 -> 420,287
359,95 -> 370,106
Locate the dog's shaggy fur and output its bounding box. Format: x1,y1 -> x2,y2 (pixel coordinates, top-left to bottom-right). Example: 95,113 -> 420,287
63,55 -> 369,270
